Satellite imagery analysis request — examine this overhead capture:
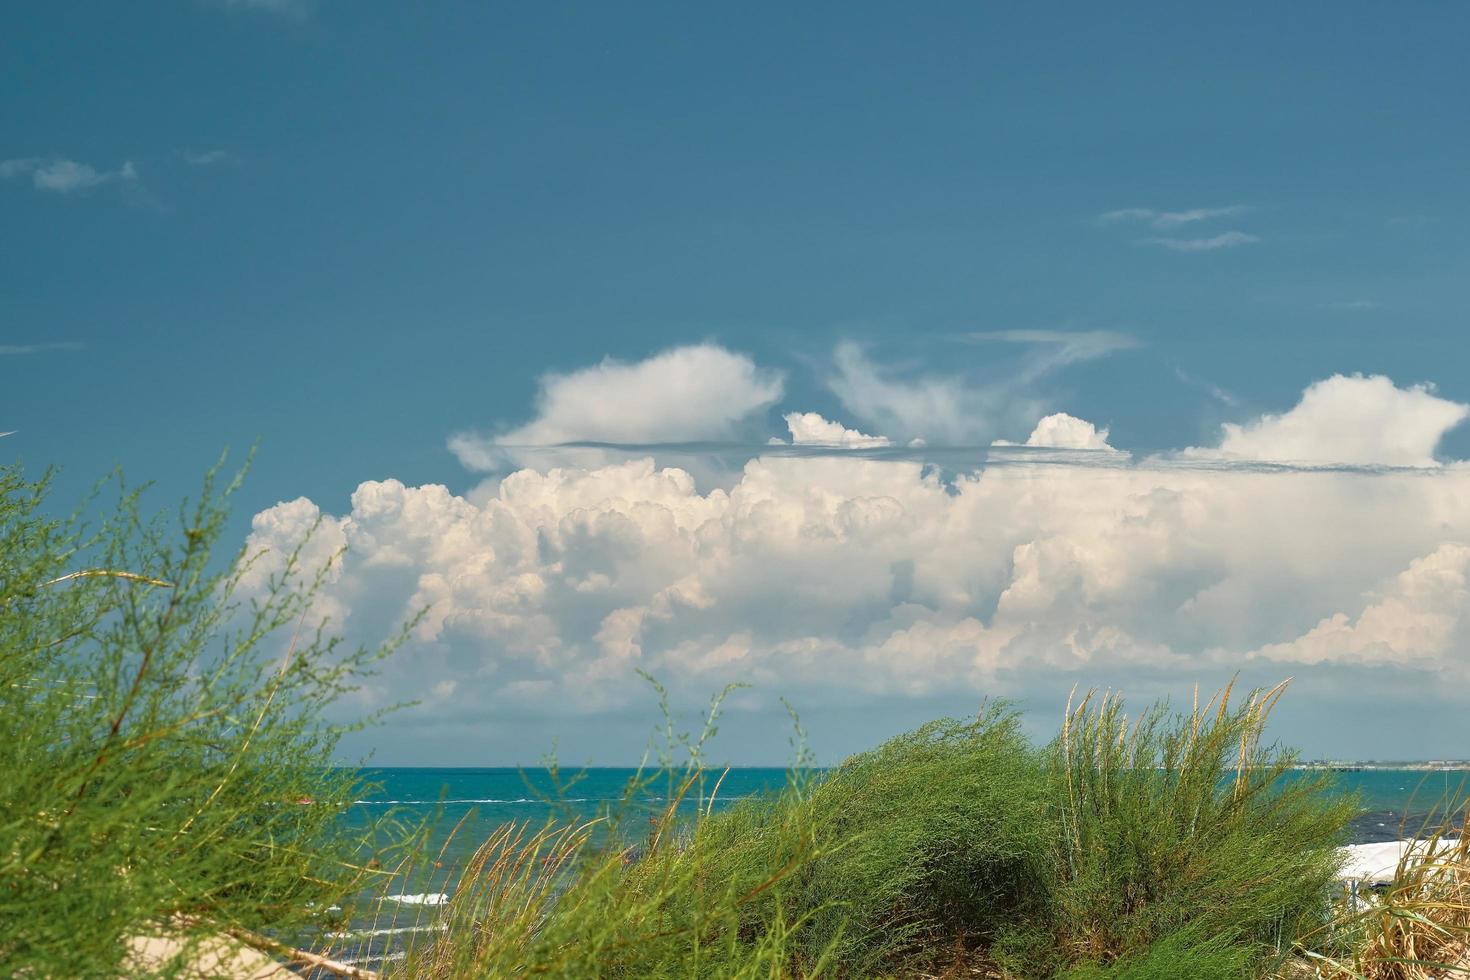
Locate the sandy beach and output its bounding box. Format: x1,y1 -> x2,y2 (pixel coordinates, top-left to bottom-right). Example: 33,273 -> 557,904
126,933 -> 295,980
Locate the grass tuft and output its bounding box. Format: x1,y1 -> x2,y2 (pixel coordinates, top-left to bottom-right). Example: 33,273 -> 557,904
1302,802 -> 1470,979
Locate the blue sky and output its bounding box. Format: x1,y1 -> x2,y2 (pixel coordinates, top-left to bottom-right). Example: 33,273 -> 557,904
5,2 -> 1470,764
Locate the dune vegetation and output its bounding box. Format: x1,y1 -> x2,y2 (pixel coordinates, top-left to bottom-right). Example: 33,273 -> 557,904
0,461 -> 414,978
368,688 -> 1469,979
379,686 -> 1361,979
3,461 -> 1468,979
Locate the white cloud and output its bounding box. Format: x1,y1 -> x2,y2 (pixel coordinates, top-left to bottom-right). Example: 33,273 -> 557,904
1018,413 -> 1117,451
0,157 -> 137,194
780,412 -> 891,448
247,372 -> 1470,741
1100,206 -> 1249,229
1193,374 -> 1467,467
1138,231 -> 1260,252
1251,543 -> 1470,673
448,344 -> 784,471
991,412 -> 1118,451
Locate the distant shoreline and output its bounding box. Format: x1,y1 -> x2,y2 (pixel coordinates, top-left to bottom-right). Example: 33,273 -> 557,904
1292,763 -> 1470,772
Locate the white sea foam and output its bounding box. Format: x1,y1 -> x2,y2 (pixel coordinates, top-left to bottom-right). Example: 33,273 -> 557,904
327,925 -> 447,939
385,892 -> 450,906
353,797 -> 591,805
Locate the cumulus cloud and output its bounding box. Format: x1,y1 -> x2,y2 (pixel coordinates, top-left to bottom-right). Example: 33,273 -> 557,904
1138,231 -> 1260,252
1001,412 -> 1118,451
1192,374 -> 1468,467
779,412 -> 891,448
448,344 -> 784,471
1251,544 -> 1470,671
1100,206 -> 1249,229
0,157 -> 137,193
246,372 -> 1470,746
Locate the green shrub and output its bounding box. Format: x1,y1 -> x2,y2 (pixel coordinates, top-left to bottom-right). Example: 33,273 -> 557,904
759,707 -> 1051,970
0,462 -> 407,977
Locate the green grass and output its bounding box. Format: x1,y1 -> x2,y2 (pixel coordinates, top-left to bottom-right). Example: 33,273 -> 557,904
1002,683 -> 1354,973
380,687 -> 1359,979
1056,927 -> 1257,980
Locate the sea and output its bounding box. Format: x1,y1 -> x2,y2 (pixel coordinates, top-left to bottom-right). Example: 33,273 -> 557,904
308,766 -> 1470,973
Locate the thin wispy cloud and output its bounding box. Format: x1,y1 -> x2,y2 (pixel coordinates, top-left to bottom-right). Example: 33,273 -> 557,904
1138,231 -> 1260,252
211,0 -> 313,18
1320,299 -> 1380,312
963,329 -> 1140,364
182,149 -> 233,166
476,438 -> 1449,475
1099,205 -> 1249,229
827,328 -> 1136,446
1099,205 -> 1261,252
0,157 -> 138,194
0,342 -> 85,356
1174,366 -> 1241,407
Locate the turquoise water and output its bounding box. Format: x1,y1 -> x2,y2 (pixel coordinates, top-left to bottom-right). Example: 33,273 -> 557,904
351,766 -> 1470,870
350,766 -> 794,874
1320,768 -> 1470,839
319,767 -> 795,970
